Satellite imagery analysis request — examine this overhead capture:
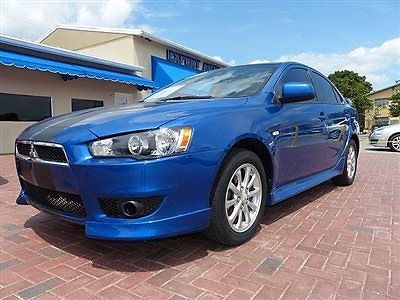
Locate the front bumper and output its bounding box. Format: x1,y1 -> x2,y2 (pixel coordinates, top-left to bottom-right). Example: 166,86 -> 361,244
16,148 -> 224,240
369,133 -> 387,147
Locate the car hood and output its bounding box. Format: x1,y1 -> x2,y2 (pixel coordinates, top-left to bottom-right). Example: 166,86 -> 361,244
374,124 -> 400,131
18,98 -> 247,143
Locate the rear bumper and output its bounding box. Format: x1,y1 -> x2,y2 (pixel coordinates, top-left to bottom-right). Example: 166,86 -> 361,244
16,149 -> 224,240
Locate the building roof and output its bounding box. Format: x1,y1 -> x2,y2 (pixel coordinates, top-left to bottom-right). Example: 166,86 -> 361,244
38,25 -> 231,67
1,35 -> 144,73
368,82 -> 400,96
0,35 -> 158,89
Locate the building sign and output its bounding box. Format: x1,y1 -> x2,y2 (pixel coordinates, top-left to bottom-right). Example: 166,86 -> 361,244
202,62 -> 219,71
167,49 -> 200,70
166,49 -> 221,72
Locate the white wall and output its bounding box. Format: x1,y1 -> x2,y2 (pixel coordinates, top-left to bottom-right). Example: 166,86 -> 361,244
77,36 -> 135,66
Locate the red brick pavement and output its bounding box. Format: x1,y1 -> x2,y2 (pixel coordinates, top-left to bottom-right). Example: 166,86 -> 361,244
1,152 -> 399,299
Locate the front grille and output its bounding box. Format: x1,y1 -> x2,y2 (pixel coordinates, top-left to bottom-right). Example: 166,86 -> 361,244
34,145 -> 68,163
16,141 -> 68,164
98,196 -> 163,218
16,143 -> 30,157
22,180 -> 86,218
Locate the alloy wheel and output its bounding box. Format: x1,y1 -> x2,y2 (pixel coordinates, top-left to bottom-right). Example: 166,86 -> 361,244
347,145 -> 356,179
225,163 -> 262,233
391,136 -> 400,151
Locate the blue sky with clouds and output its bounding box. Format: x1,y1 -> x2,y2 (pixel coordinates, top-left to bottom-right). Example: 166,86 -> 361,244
1,0 -> 399,89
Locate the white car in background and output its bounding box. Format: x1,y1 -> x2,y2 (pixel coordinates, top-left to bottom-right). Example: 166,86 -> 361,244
369,124 -> 400,152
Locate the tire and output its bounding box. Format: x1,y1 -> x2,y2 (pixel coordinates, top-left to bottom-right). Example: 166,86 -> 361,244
388,134 -> 400,152
332,139 -> 358,186
204,149 -> 267,246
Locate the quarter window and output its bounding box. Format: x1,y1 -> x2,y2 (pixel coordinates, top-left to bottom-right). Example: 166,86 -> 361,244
332,88 -> 343,104
375,98 -> 389,107
0,93 -> 51,121
72,99 -> 104,112
311,72 -> 338,104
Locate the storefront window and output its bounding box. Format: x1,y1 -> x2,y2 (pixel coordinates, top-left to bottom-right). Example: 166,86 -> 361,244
72,99 -> 104,111
0,93 -> 51,121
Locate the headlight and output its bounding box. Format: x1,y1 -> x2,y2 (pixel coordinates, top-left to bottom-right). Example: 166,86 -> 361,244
89,127 -> 193,159
372,130 -> 382,135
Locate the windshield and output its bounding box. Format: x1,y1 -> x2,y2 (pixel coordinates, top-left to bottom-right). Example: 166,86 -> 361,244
144,64 -> 280,102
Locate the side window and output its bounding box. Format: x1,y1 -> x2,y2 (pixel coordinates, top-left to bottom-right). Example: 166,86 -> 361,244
311,72 -> 338,104
332,88 -> 343,104
279,68 -> 316,102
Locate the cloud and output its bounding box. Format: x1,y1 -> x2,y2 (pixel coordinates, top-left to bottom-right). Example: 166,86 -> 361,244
134,24 -> 166,34
75,0 -> 135,28
0,0 -> 145,40
213,56 -> 236,66
249,59 -> 271,64
277,10 -> 296,24
250,37 -> 400,88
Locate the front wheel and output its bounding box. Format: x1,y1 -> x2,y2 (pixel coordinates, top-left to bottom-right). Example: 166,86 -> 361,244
204,149 -> 267,246
332,140 -> 358,186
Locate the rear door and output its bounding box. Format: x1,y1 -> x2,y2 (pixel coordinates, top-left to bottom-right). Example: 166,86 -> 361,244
272,68 -> 326,186
310,71 -> 349,170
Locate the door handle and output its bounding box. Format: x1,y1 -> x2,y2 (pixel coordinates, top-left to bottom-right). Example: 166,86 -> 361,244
318,112 -> 327,121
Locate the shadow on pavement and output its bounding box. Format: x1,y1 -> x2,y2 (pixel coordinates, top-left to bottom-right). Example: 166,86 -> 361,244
24,181 -> 337,273
364,147 -> 398,153
0,176 -> 9,186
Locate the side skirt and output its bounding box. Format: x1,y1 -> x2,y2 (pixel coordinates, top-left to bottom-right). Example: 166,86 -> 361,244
269,157 -> 345,205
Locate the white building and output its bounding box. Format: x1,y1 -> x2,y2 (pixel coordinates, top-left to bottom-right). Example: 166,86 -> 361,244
39,25 -> 229,89
0,26 -> 229,154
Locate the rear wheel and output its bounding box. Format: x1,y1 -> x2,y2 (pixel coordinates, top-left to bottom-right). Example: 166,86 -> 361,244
332,140 -> 358,186
388,134 -> 400,152
204,149 -> 267,246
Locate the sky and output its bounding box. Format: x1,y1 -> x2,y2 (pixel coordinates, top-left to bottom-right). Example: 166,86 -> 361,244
0,0 -> 399,90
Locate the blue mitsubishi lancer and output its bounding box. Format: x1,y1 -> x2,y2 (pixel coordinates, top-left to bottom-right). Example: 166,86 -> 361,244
15,63 -> 359,245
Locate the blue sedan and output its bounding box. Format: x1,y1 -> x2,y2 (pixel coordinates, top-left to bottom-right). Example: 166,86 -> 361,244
15,62 -> 359,245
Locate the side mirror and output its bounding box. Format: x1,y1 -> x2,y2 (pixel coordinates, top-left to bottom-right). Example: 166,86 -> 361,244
281,82 -> 315,103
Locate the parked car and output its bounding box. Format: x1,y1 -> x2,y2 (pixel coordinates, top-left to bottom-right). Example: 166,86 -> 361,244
15,63 -> 359,245
369,124 -> 400,152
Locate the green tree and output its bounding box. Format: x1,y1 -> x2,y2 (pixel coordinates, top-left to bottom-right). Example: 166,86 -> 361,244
328,70 -> 373,130
388,92 -> 400,117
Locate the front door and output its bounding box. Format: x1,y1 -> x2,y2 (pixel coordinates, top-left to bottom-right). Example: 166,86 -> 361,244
272,68 -> 326,186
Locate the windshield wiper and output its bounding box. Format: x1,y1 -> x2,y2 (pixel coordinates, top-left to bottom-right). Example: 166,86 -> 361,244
158,95 -> 215,101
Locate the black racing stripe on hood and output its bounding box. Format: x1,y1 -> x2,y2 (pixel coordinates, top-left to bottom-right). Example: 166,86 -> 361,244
18,108 -> 105,141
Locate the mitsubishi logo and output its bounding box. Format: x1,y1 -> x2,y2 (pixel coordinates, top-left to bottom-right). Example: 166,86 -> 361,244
29,144 -> 39,160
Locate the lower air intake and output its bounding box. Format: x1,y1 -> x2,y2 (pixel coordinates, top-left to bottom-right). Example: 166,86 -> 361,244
98,196 -> 163,218
21,180 -> 86,218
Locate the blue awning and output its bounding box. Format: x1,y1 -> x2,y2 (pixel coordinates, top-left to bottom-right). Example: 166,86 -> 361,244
151,56 -> 200,89
0,49 -> 159,89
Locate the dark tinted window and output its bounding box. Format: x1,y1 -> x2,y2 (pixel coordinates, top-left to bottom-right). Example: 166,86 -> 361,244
280,68 -> 316,102
0,93 -> 51,121
311,72 -> 338,104
332,88 -> 343,104
72,99 -> 103,112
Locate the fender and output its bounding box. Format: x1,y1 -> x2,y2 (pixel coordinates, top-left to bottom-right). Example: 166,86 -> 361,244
208,132 -> 277,205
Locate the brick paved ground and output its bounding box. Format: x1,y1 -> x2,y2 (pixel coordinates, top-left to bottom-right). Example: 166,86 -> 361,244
1,151 -> 399,299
